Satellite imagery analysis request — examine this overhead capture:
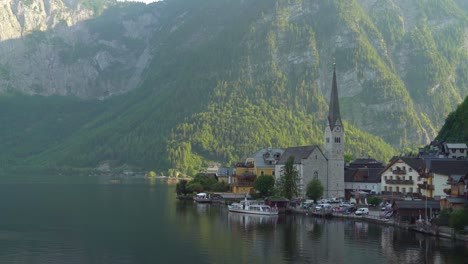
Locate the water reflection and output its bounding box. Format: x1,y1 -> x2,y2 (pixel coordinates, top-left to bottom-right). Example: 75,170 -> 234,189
228,213 -> 278,228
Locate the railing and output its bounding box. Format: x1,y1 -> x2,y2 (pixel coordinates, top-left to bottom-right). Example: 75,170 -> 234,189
385,179 -> 414,185
230,182 -> 255,187
233,173 -> 256,181
417,183 -> 434,190
392,170 -> 407,175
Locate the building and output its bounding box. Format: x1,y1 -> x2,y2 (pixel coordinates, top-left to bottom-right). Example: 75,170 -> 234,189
323,64 -> 345,198
230,148 -> 284,194
427,159 -> 468,199
380,157 -> 425,198
275,146 -> 328,198
418,141 -> 468,159
344,158 -> 385,197
275,66 -> 345,199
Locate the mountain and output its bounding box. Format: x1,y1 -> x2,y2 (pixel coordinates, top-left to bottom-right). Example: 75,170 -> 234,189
436,96 -> 468,144
0,0 -> 467,174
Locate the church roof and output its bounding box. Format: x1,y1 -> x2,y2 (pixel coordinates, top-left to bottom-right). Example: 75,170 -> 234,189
277,145 -> 322,165
328,65 -> 342,129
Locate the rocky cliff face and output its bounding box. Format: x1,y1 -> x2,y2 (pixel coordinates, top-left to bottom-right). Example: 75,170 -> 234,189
0,0 -> 155,98
0,0 -> 93,41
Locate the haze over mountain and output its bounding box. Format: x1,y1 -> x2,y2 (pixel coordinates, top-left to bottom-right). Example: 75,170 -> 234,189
0,0 -> 466,174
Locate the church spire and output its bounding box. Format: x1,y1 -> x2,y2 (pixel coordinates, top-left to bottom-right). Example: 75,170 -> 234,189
328,63 -> 341,130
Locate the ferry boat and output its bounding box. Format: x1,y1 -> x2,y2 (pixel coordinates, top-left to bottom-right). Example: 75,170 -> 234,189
228,198 -> 279,215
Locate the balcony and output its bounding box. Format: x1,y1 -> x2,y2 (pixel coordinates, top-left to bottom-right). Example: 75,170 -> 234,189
233,173 -> 256,181
418,183 -> 435,190
392,169 -> 407,175
385,179 -> 414,185
230,181 -> 255,187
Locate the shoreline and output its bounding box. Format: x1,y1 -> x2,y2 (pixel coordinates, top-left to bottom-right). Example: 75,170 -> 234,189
292,208 -> 468,242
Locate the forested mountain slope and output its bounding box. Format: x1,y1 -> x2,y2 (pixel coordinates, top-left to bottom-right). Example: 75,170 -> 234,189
0,0 -> 467,174
436,96 -> 468,144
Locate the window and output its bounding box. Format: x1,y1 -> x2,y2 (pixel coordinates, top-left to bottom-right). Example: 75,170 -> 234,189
385,176 -> 387,180
326,137 -> 330,143
334,137 -> 341,143
409,187 -> 413,193
384,186 -> 388,192
402,188 -> 406,194
409,168 -> 412,172
461,149 -> 465,153
409,176 -> 412,180
314,171 -> 318,180
261,171 -> 264,176
389,187 -> 393,192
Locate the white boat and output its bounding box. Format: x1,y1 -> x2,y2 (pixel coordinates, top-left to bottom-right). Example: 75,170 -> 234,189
194,192 -> 212,203
228,198 -> 279,215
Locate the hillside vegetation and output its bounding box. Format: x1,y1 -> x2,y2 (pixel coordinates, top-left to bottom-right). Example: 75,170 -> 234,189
0,0 -> 467,174
436,96 -> 468,144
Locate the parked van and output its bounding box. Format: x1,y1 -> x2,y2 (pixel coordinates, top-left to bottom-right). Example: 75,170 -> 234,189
355,208 -> 369,215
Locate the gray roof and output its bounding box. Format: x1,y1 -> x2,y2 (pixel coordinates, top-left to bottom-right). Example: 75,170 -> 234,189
249,148 -> 285,168
217,167 -> 233,177
445,143 -> 467,149
348,158 -> 385,169
394,200 -> 440,209
381,157 -> 424,175
430,160 -> 468,176
344,167 -> 382,183
327,66 -> 342,129
277,145 -> 322,165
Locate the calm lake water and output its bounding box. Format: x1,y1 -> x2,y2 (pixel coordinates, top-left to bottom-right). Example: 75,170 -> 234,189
0,176 -> 467,264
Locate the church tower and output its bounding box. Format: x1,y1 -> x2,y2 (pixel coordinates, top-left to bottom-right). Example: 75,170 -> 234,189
324,64 -> 345,198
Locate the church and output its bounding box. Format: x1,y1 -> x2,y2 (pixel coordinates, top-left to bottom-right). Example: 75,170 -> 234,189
275,65 -> 345,199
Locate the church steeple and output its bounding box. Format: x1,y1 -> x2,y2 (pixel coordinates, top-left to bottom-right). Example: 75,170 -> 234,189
327,64 -> 342,130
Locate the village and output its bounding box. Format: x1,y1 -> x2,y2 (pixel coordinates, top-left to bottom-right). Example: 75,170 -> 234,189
179,67 -> 468,241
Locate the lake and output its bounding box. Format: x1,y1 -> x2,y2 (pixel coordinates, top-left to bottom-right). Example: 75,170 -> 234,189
0,176 -> 466,263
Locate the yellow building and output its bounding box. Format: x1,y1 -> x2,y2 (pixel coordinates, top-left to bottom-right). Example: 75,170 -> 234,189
230,148 -> 284,194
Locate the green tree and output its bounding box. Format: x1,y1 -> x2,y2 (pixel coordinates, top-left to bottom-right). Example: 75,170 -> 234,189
175,179 -> 189,195
306,179 -> 323,202
187,181 -> 203,193
254,175 -> 275,198
449,207 -> 468,231
276,156 -> 300,199
367,196 -> 382,206
344,153 -> 354,163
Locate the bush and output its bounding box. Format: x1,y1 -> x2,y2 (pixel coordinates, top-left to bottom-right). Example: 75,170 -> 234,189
367,196 -> 382,206
449,208 -> 468,231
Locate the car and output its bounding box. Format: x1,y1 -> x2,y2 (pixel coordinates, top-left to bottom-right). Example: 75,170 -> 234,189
380,210 -> 393,219
355,208 -> 369,215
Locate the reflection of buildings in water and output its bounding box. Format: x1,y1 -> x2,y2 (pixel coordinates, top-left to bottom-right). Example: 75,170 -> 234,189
380,226 -> 451,264
294,217 -> 346,263
354,221 -> 369,240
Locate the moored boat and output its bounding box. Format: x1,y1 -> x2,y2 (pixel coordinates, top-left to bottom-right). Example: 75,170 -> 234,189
194,192 -> 212,203
228,198 -> 279,215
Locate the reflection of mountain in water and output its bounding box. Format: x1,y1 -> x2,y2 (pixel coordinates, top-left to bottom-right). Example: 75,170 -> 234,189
228,213 -> 278,229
